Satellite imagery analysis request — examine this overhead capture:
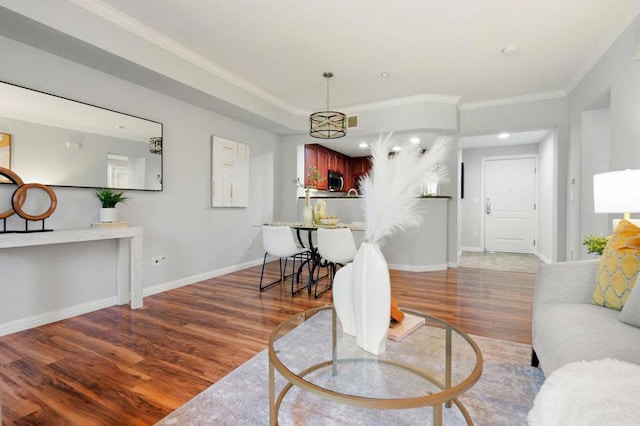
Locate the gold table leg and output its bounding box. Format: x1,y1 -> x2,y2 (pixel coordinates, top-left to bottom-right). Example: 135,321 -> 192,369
445,327 -> 452,408
269,357 -> 276,426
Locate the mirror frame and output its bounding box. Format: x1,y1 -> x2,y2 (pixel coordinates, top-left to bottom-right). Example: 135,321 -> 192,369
0,80 -> 163,192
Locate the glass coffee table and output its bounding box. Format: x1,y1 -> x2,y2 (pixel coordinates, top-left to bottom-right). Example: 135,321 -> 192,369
268,306 -> 483,425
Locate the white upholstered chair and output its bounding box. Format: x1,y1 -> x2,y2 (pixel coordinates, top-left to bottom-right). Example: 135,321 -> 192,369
315,227 -> 357,297
260,225 -> 311,295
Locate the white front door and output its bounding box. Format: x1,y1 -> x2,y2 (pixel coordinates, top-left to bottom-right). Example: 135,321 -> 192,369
483,157 -> 536,253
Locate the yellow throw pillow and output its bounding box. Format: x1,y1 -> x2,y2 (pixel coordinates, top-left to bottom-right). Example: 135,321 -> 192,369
592,219 -> 640,310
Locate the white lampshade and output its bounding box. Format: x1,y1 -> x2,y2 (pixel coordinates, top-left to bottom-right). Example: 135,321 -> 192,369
593,169 -> 640,215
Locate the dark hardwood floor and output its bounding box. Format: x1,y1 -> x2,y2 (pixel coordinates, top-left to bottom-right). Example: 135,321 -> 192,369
0,263 -> 535,425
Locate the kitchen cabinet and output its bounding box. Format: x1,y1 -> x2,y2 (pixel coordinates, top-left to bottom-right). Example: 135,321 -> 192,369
304,145 -> 370,192
316,148 -> 328,189
352,156 -> 371,177
328,150 -> 346,174
304,145 -> 318,188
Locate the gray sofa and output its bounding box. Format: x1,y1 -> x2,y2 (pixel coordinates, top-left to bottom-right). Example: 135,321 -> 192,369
531,260 -> 640,376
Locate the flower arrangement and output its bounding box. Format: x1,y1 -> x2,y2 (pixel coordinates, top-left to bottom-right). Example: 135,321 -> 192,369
582,234 -> 609,255
306,166 -> 324,189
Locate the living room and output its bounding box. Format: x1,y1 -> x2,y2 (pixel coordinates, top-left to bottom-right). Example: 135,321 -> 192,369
1,1 -> 639,424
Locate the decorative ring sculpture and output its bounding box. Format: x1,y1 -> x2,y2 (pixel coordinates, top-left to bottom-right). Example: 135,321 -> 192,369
0,167 -> 25,219
0,166 -> 57,232
12,183 -> 58,221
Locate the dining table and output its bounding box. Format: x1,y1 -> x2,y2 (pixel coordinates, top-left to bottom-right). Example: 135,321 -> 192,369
264,222 -> 365,295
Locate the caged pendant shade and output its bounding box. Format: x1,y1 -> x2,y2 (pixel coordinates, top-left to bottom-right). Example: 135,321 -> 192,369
309,72 -> 346,139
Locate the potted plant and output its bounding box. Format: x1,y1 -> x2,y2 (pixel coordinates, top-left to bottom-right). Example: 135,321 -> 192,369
582,234 -> 609,255
96,188 -> 128,223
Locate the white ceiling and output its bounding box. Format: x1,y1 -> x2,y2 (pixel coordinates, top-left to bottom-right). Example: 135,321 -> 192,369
95,0 -> 639,111
0,1 -> 636,157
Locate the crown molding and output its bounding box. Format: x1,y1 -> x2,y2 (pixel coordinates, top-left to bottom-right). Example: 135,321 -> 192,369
459,90 -> 567,111
67,0 -> 307,115
340,93 -> 461,114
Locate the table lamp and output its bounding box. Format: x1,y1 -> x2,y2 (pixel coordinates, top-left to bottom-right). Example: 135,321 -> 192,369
593,169 -> 640,228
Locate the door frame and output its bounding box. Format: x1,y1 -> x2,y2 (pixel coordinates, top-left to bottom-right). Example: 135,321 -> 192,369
480,154 -> 538,252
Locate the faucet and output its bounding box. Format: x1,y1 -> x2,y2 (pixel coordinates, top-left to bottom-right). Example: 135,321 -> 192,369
347,188 -> 359,197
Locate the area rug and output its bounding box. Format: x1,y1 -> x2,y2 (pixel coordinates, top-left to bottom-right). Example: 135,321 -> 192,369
157,311 -> 544,425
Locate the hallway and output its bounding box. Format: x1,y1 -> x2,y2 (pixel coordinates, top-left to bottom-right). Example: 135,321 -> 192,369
458,251 -> 543,273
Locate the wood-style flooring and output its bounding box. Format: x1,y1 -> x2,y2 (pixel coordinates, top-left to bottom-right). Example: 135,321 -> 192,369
0,263 -> 535,425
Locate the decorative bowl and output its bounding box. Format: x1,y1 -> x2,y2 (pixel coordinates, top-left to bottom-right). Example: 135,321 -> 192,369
320,217 -> 339,225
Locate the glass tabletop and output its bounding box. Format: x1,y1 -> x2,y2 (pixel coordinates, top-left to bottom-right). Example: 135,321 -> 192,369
268,306 -> 483,411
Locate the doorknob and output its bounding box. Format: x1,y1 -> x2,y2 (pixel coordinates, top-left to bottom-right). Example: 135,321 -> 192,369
485,199 -> 491,215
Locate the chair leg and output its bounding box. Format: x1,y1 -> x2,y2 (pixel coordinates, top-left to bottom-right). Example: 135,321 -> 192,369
259,253 -> 284,292
314,261 -> 334,298
291,254 -> 308,296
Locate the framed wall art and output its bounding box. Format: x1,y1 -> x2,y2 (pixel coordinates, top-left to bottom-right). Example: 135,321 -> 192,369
211,136 -> 250,208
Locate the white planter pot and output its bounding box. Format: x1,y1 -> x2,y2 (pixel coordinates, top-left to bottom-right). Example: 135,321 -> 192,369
351,242 -> 390,355
99,208 -> 118,223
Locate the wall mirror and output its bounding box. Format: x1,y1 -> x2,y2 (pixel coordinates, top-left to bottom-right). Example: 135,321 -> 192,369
0,81 -> 163,191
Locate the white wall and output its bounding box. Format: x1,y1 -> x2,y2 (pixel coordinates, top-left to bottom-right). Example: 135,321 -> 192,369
579,109 -> 611,259
460,143 -> 539,251
536,131 -> 555,262
567,14 -> 640,259
0,35 -> 278,330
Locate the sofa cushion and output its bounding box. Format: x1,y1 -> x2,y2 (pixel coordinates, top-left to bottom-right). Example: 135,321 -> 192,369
533,303 -> 640,375
619,279 -> 640,327
592,219 -> 640,310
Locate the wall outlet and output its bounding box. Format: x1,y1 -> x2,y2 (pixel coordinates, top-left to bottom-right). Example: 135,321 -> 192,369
152,256 -> 164,267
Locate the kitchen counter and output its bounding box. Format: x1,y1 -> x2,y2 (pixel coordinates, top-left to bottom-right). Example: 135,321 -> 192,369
297,197 -> 449,272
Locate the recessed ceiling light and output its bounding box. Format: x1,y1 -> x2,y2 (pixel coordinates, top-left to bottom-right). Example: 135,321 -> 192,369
358,142 -> 368,148
410,137 -> 421,144
501,44 -> 520,57
392,146 -> 401,151
498,132 -> 510,139
380,72 -> 389,78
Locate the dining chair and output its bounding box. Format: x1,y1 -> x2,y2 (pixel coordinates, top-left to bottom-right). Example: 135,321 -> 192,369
315,227 -> 357,298
260,225 -> 311,295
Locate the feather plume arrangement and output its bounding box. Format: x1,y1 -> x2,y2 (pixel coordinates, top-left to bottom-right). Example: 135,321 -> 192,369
360,133 -> 452,244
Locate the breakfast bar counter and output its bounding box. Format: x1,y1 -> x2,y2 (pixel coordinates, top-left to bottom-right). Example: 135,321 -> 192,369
297,196 -> 449,272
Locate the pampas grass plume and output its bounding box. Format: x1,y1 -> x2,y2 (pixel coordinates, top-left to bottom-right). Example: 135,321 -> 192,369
360,133 -> 452,243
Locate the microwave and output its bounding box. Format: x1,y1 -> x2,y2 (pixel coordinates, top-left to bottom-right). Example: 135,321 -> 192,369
328,170 -> 344,191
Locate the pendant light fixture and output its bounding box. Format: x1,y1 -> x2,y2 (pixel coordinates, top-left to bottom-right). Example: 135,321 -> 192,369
309,72 -> 346,139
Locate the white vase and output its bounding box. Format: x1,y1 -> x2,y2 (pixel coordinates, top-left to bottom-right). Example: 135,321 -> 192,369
351,242 -> 390,355
99,208 -> 118,223
332,263 -> 356,336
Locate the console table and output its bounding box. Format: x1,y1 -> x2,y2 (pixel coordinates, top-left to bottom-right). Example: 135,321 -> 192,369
0,227 -> 144,309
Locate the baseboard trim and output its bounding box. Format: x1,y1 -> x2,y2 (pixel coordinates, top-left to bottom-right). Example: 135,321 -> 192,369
534,251 -> 552,264
144,257 -> 266,297
388,263 -> 448,272
461,246 -> 484,252
0,296 -> 118,337
0,258 -> 268,337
